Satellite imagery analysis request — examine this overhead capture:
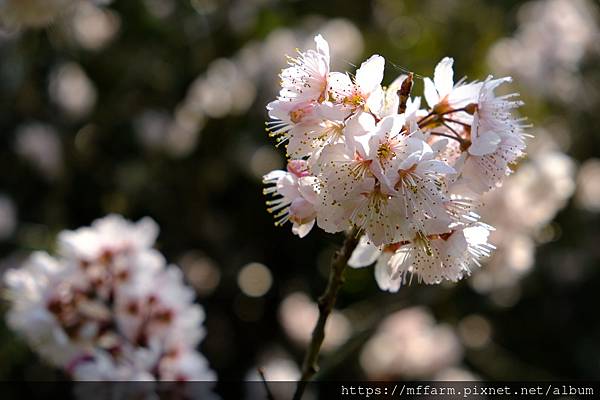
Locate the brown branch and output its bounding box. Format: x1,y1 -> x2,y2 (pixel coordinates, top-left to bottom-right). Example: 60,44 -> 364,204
293,227 -> 361,400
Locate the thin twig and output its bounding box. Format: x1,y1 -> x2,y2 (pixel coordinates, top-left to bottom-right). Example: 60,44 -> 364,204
258,368 -> 276,400
440,106 -> 470,116
416,112 -> 437,130
443,117 -> 470,128
441,122 -> 463,139
430,131 -> 465,144
293,227 -> 360,400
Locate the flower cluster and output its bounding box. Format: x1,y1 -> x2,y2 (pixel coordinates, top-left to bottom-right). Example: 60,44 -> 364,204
263,35 -> 528,291
3,215 -> 215,382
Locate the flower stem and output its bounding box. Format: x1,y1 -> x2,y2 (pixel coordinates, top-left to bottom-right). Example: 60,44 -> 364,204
293,227 -> 360,400
430,131 -> 468,147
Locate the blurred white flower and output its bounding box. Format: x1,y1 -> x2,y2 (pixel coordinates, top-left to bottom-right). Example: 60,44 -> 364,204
472,144 -> 576,294
237,262 -> 272,298
66,1 -> 120,51
49,62 -> 97,119
57,214 -> 159,261
164,106 -> 205,158
278,292 -> 351,352
197,58 -> 257,119
70,349 -> 155,381
157,19 -> 364,158
488,0 -> 600,102
4,251 -> 84,366
134,110 -> 173,151
576,158 -> 600,212
457,314 -> 492,349
360,307 -> 462,379
14,122 -> 63,180
179,251 -> 221,296
3,215 -> 216,386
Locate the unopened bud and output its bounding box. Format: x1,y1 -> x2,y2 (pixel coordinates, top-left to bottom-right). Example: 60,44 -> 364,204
464,103 -> 478,115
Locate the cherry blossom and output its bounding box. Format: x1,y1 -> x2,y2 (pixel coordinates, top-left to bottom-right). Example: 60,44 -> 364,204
3,215 -> 216,387
263,160 -> 319,238
279,34 -> 330,105
263,36 -> 528,290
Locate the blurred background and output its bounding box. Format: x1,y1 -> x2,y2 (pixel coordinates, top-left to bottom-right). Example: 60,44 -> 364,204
0,0 -> 599,394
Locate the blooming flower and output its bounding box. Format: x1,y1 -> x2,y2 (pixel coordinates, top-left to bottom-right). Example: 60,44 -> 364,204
266,99 -> 344,158
468,77 -> 525,156
349,223 -> 494,292
326,54 -> 385,117
315,139 -> 406,246
423,57 -> 482,113
279,34 -> 330,105
458,77 -> 527,193
379,133 -> 456,234
459,133 -> 526,194
266,35 -> 346,158
385,224 -> 494,288
316,119 -> 455,246
263,160 -> 319,238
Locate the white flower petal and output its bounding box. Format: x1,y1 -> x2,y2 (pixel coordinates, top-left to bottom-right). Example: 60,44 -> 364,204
348,236 -> 382,268
423,77 -> 440,108
314,34 -> 330,63
416,159 -> 456,175
292,219 -> 315,238
433,57 -> 454,98
469,130 -> 501,156
374,254 -> 401,292
356,55 -> 385,95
